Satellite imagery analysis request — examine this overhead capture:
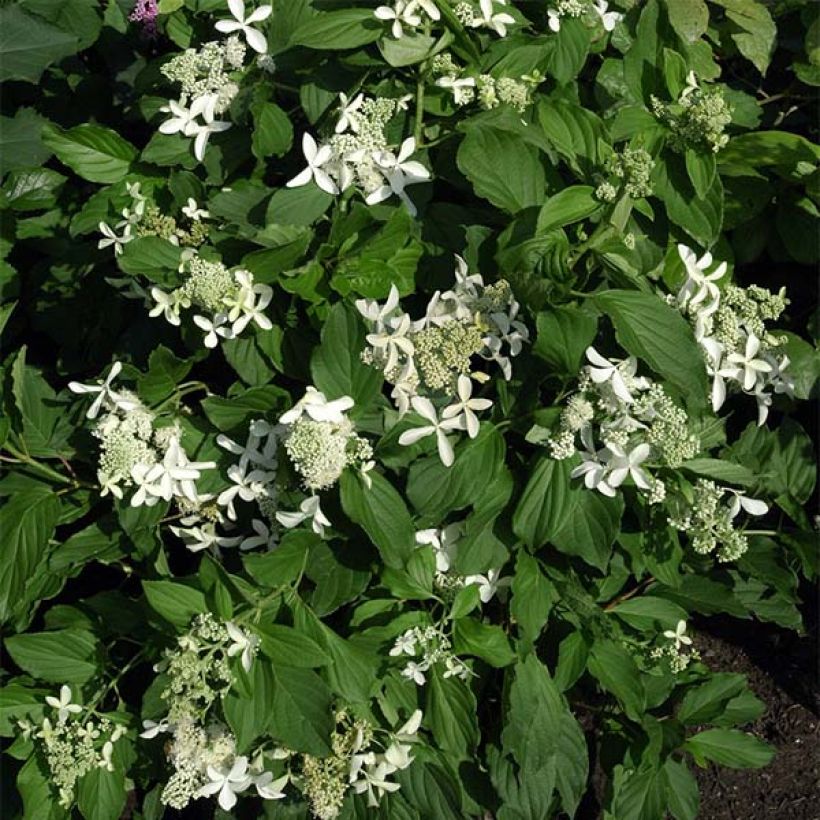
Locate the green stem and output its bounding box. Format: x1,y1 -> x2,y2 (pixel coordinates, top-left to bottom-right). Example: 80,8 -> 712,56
3,443 -> 76,486
414,73 -> 426,146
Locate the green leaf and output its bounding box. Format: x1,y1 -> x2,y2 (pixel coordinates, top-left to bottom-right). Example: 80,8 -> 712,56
502,656 -> 563,776
142,580 -> 206,629
456,127 -> 546,214
243,530 -> 312,587
201,386 -> 282,431
0,108 -> 53,175
0,5 -> 79,83
379,31 -> 442,67
18,754 -> 67,820
291,9 -> 382,50
587,639 -> 646,721
537,186 -> 601,233
663,0 -> 709,43
510,552 -> 555,642
654,575 -> 747,617
1,168 -> 66,211
138,346 -> 192,406
77,765 -> 126,820
311,302 -> 383,410
0,488 -> 61,627
339,470 -> 415,569
611,595 -> 688,631
11,346 -> 72,457
252,102 -> 293,159
662,758 -> 699,820
42,124 -> 136,184
533,306 -> 598,374
453,618 -> 516,667
223,659 -> 274,752
594,289 -> 708,405
613,766 -> 666,820
546,17 -> 590,85
5,628 -> 99,685
684,728 -> 774,768
115,235 -> 182,286
677,673 -> 747,725
427,669 -> 479,759
684,149 -> 717,200
512,458 -> 574,549
538,99 -> 606,177
680,458 -> 756,487
713,0 -> 776,74
551,486 -> 623,572
266,185 -> 334,227
270,665 -> 333,756
654,152 -> 723,247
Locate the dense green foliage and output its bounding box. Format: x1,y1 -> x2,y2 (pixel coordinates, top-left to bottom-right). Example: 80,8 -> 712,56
1,0 -> 817,818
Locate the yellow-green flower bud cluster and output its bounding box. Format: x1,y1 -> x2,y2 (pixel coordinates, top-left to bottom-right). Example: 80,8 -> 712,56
653,86 -> 732,154
634,384 -> 700,468
178,257 -> 240,313
413,320 -> 485,392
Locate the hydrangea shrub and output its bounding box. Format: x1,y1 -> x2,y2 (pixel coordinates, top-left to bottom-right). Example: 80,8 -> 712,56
1,0 -> 818,818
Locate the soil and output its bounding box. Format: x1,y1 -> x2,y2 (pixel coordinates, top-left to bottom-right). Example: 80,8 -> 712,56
577,602 -> 820,820
693,615 -> 820,820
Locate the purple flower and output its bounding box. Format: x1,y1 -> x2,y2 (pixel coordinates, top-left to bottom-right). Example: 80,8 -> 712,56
129,0 -> 159,37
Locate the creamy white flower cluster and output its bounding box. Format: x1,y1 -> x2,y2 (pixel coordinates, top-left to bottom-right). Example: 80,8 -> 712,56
651,71 -> 732,154
149,259 -> 273,351
390,625 -> 471,685
276,388 -> 373,537
668,479 -> 768,562
140,614 -> 283,812
18,686 -> 126,809
156,0 -> 272,162
649,620 -> 700,674
357,256 -> 527,466
69,362 -> 215,507
375,0 -> 514,39
432,52 -> 542,113
547,0 -> 623,33
167,418 -> 279,554
98,183 -> 210,261
287,93 -> 430,217
549,347 -> 700,501
671,244 -> 794,425
415,522 -> 510,602
271,709 -> 423,819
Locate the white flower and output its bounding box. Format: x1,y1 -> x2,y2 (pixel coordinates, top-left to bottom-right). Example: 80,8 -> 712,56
287,133 -> 339,195
140,719 -> 170,739
182,198 -> 209,220
254,771 -> 288,800
415,523 -> 461,572
226,621 -> 259,672
335,92 -> 365,134
472,0 -> 515,37
585,346 -> 636,404
215,0 -> 272,54
663,620 -> 693,651
367,137 -> 430,217
676,244 -> 726,335
390,630 -> 417,657
229,275 -> 274,334
159,98 -> 204,136
436,76 -> 475,105
240,518 -> 277,551
442,375 -> 492,439
45,686 -> 82,724
547,9 -> 561,32
605,442 -> 652,491
98,222 -> 132,255
592,0 -> 623,31
193,313 -> 234,348
276,495 -> 331,537
169,522 -> 242,553
401,660 -> 427,685
279,386 -> 354,425
360,459 -> 376,489
463,568 -> 511,603
199,756 -> 253,811
374,1 -> 421,39
131,436 -> 215,507
69,361 -> 128,420
366,313 -> 415,374
726,491 -> 768,520
394,709 -> 423,739
149,287 -> 187,326
727,333 -> 773,392
98,741 -> 115,772
217,463 -> 275,519
356,284 -> 401,332
188,98 -> 231,162
398,396 -> 465,467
